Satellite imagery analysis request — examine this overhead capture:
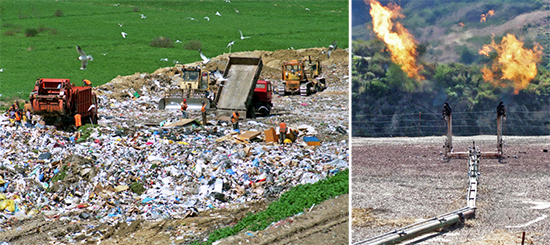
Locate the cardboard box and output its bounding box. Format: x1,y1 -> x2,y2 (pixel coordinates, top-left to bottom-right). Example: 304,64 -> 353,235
238,131 -> 261,141
264,128 -> 278,143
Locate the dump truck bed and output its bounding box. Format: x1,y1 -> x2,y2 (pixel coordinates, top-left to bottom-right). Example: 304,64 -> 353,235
216,57 -> 263,112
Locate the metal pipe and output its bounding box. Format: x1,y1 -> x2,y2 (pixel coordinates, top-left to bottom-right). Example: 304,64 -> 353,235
354,207 -> 475,245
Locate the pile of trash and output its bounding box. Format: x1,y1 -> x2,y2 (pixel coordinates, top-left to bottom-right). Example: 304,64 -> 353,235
0,48 -> 349,243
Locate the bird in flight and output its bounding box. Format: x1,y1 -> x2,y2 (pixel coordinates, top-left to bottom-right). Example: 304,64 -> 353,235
199,49 -> 211,64
215,12 -> 222,16
76,45 -> 93,70
140,14 -> 146,19
213,68 -> 228,84
160,58 -> 168,62
227,41 -> 235,53
327,41 -> 337,58
235,8 -> 240,14
121,32 -> 128,38
186,17 -> 198,21
204,16 -> 210,21
239,29 -> 250,40
117,23 -> 124,27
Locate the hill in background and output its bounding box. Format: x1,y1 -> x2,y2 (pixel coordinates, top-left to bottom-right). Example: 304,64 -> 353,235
352,0 -> 550,137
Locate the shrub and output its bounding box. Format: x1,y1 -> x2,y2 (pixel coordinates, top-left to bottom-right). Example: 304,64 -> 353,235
25,28 -> 38,37
54,9 -> 63,17
133,7 -> 140,12
2,22 -> 14,28
184,39 -> 202,50
3,30 -> 15,36
150,36 -> 174,48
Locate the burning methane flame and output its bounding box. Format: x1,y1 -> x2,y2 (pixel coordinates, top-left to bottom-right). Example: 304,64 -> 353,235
367,0 -> 423,80
480,10 -> 495,23
478,34 -> 543,94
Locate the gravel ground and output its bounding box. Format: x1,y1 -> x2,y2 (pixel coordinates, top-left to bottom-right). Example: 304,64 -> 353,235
352,136 -> 550,244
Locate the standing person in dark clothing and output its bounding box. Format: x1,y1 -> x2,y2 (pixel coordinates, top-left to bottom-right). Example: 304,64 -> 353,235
201,101 -> 207,126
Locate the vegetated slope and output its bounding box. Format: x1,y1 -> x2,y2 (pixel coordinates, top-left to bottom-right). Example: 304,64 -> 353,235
352,0 -> 550,137
0,0 -> 348,100
352,39 -> 550,137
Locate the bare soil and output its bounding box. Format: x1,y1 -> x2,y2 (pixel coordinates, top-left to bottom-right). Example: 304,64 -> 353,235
216,194 -> 349,245
352,136 -> 550,244
0,201 -> 268,245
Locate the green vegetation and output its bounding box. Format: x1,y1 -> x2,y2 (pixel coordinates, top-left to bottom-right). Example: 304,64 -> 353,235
192,169 -> 349,245
352,39 -> 550,137
0,0 -> 348,100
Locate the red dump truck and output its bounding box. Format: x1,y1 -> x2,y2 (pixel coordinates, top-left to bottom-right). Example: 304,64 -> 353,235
29,78 -> 98,126
253,80 -> 273,116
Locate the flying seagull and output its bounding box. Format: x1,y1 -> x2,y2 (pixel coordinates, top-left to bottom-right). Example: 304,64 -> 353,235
204,16 -> 210,21
239,29 -> 250,40
199,49 -> 211,64
215,12 -> 221,17
140,14 -> 146,19
117,23 -> 124,27
305,8 -> 310,11
76,45 -> 93,70
327,41 -> 337,58
175,40 -> 182,43
213,68 -> 228,84
160,58 -> 168,62
227,40 -> 235,53
235,8 -> 240,14
121,32 -> 127,38
329,41 -> 337,50
186,17 -> 198,21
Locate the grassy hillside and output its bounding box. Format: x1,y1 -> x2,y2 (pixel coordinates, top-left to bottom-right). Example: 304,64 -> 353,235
352,40 -> 550,137
0,0 -> 348,100
353,0 -> 548,63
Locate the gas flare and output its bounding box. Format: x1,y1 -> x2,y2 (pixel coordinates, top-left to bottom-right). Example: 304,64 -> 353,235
480,10 -> 495,23
367,0 -> 423,80
479,34 -> 543,94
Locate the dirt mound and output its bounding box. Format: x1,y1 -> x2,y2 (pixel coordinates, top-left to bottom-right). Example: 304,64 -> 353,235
95,47 -> 348,101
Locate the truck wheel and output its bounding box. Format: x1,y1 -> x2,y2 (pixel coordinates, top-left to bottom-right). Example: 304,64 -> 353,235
257,106 -> 270,117
248,106 -> 256,119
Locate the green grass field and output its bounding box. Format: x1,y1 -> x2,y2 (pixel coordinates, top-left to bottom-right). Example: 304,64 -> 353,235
0,0 -> 348,100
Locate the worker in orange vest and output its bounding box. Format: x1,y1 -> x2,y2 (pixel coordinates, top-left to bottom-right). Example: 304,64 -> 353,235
279,120 -> 287,144
201,101 -> 207,125
14,110 -> 22,130
74,114 -> 82,128
83,79 -> 92,86
231,111 -> 240,130
180,99 -> 188,119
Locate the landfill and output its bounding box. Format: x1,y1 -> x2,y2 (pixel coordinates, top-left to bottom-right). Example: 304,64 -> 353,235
0,48 -> 349,244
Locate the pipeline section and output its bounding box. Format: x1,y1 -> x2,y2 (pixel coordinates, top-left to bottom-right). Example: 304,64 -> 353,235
354,144 -> 481,245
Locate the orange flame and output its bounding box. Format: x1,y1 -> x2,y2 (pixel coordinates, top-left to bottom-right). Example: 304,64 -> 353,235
367,0 -> 423,80
479,34 -> 543,94
480,10 -> 495,22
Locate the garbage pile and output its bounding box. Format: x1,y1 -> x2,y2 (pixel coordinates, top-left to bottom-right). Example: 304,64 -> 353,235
0,48 -> 349,243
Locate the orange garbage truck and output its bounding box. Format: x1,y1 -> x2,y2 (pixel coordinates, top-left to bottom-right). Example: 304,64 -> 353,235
29,78 -> 98,126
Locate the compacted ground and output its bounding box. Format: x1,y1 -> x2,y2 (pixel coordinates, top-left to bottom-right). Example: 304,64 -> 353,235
352,136 -> 550,244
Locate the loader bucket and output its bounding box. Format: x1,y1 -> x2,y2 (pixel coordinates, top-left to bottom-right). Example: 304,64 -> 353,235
158,98 -> 209,110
